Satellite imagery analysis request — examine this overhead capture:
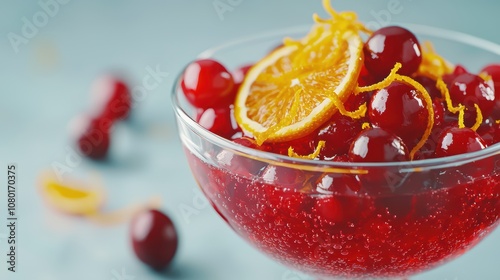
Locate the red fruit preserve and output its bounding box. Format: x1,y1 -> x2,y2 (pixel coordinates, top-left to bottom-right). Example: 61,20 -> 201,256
187,151 -> 500,278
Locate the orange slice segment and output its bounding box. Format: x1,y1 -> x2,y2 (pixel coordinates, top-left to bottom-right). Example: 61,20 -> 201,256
38,171 -> 104,216
38,171 -> 163,225
235,29 -> 363,144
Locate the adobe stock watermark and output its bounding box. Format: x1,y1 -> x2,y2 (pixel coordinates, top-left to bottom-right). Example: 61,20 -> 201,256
213,0 -> 244,21
177,188 -> 210,224
365,0 -> 411,31
110,268 -> 135,280
7,0 -> 72,54
50,64 -> 169,182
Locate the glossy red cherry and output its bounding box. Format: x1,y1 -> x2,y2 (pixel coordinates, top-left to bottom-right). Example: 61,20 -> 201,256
195,105 -> 242,139
316,115 -> 364,158
363,26 -> 422,79
181,59 -> 234,108
130,209 -> 178,271
368,81 -> 429,149
434,126 -> 487,157
70,114 -> 111,160
315,173 -> 360,195
448,73 -> 496,125
348,127 -> 410,162
91,76 -> 132,121
260,165 -> 306,189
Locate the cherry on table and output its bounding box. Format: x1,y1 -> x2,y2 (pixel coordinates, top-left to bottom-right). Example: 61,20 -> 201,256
90,76 -> 132,121
69,114 -> 111,160
130,209 -> 178,271
363,26 -> 422,79
181,59 -> 234,109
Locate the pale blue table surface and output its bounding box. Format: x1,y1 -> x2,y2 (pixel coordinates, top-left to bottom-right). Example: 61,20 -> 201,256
1,1 -> 500,279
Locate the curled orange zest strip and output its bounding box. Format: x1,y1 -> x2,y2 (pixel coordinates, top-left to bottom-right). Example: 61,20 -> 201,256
471,104 -> 483,131
288,140 -> 326,159
356,63 -> 402,94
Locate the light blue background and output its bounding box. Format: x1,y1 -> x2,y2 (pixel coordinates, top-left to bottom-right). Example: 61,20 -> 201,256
1,0 -> 500,279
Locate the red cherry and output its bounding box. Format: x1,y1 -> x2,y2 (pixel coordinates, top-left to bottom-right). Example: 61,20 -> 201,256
316,115 -> 364,158
70,114 -> 111,160
195,105 -> 241,139
260,165 -> 306,189
130,209 -> 178,271
448,73 -> 495,125
181,59 -> 234,108
363,26 -> 422,79
91,76 -> 132,121
348,127 -> 410,162
434,126 -> 487,157
315,173 -> 360,195
368,81 -> 429,149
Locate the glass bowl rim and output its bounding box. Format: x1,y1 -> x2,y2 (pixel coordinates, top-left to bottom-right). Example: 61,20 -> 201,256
172,23 -> 500,172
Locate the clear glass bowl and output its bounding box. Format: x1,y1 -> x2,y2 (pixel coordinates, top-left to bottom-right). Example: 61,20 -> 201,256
172,24 -> 500,279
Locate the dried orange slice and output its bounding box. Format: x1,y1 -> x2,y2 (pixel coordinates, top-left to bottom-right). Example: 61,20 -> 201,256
38,171 -> 104,215
235,6 -> 365,144
38,171 -> 163,225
